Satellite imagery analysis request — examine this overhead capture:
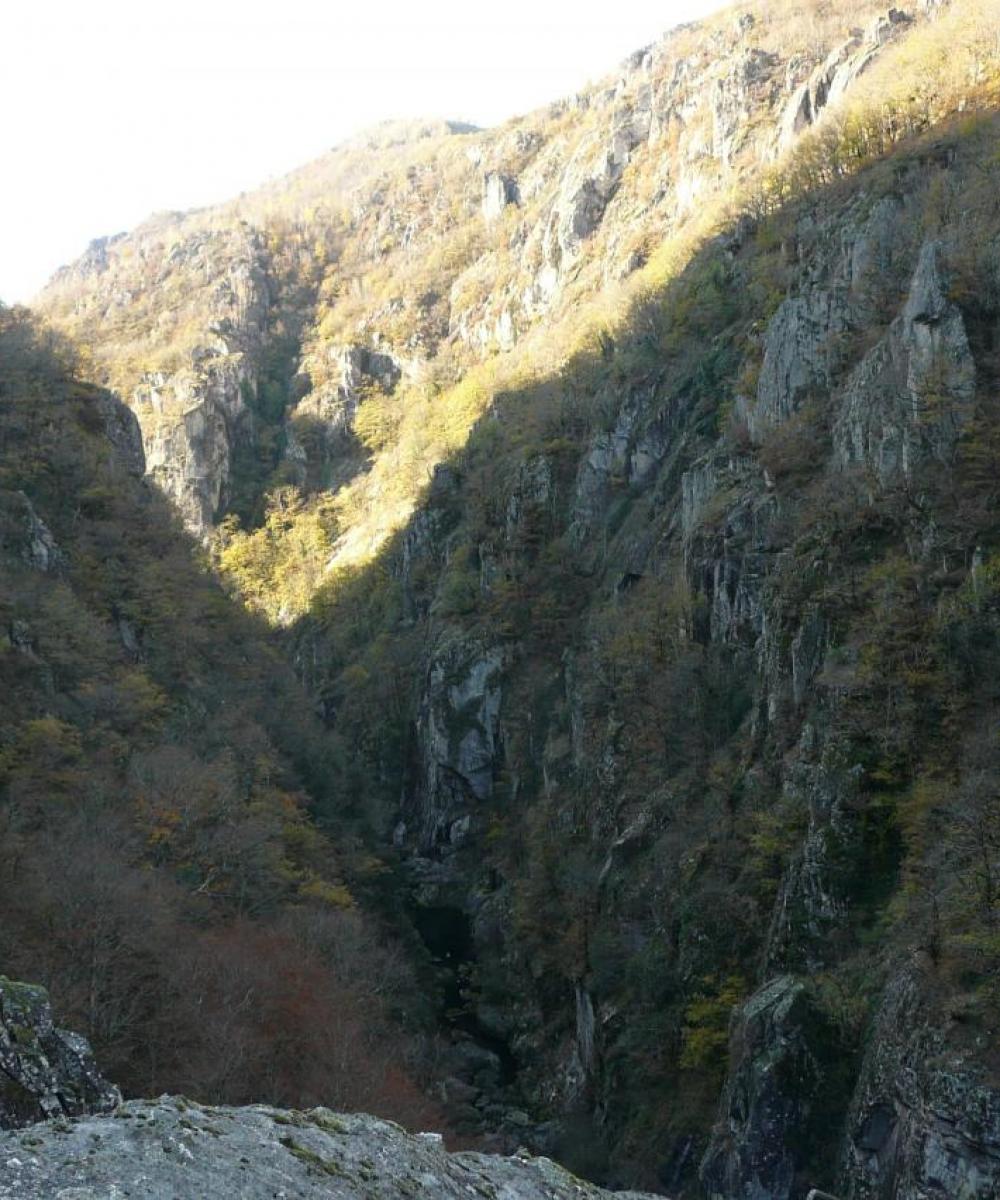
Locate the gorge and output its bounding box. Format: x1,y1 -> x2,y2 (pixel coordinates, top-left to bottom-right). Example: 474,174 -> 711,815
4,0 -> 1000,1196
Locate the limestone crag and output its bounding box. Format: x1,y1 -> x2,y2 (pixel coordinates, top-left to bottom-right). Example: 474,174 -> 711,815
776,9 -> 912,154
285,343 -> 409,489
833,238 -> 977,481
483,171 -> 519,222
407,630 -> 506,853
43,221 -> 270,535
763,721 -> 860,973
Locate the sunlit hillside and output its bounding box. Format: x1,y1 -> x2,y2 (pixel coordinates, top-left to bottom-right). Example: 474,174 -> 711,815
39,0 -> 997,621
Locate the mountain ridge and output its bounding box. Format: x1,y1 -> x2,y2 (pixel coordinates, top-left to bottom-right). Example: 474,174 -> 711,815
37,0 -> 945,551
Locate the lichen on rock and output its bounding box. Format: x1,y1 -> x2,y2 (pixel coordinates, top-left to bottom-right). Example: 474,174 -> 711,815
0,1096 -> 663,1200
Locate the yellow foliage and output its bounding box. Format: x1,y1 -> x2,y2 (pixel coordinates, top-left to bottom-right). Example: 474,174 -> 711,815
680,974 -> 747,1072
218,489 -> 339,623
299,877 -> 355,909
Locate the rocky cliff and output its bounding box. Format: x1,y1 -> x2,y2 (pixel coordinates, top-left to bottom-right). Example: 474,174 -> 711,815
25,0 -> 1000,1196
337,114 -> 1000,1192
286,9 -> 1000,1189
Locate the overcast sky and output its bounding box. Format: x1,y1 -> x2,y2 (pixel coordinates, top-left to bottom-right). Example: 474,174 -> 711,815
2,0 -> 721,302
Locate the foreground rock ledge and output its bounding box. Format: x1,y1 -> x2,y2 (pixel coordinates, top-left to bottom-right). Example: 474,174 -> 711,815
0,1097 -> 662,1199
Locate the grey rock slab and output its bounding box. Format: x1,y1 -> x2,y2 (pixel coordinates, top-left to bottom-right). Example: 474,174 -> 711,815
0,1098 -> 664,1199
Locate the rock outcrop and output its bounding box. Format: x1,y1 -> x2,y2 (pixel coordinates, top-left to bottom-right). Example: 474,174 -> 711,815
0,978 -> 120,1130
834,238 -> 976,481
0,973 -> 658,1197
407,631 -> 505,852
0,491 -> 62,572
843,964 -> 1000,1199
483,172 -> 519,222
776,8 -> 912,155
286,342 -> 407,489
701,976 -> 847,1200
41,221 -> 270,536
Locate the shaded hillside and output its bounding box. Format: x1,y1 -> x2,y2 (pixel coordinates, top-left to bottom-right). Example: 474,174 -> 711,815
279,94 -> 1000,1195
0,306 -> 445,1130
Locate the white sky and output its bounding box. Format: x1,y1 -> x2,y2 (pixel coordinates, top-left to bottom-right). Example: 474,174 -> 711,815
2,0 -> 722,303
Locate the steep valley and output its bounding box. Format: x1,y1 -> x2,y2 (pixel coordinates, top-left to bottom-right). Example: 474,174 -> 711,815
5,0 -> 1000,1196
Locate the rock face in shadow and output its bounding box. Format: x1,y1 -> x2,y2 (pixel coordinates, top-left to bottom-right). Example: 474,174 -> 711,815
0,977 -> 120,1130
842,964 -> 1000,1200
833,238 -> 976,481
369,118 -> 1000,1189
700,976 -> 847,1200
0,491 -> 63,572
0,1097 -> 663,1200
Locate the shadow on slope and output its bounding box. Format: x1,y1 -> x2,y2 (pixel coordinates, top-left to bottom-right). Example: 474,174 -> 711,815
283,108 -> 1000,1192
